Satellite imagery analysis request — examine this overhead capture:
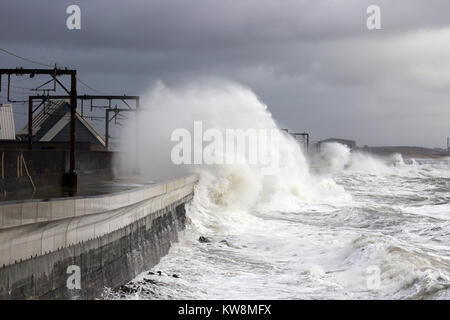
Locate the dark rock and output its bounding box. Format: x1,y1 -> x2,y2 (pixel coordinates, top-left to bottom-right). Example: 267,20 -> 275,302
147,271 -> 155,275
143,278 -> 158,285
172,274 -> 179,278
219,240 -> 230,247
198,236 -> 211,243
157,271 -> 162,276
118,285 -> 138,294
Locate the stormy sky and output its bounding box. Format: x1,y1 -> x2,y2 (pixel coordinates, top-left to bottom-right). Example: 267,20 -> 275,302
1,0 -> 449,147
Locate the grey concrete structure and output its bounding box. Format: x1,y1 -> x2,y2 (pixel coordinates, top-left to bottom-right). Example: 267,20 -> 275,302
0,174 -> 198,299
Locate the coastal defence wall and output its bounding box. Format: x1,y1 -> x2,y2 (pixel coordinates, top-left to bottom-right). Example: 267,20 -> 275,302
0,174 -> 198,299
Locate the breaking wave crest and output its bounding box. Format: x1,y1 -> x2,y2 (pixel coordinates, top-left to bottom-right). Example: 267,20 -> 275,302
122,80 -> 350,232
311,142 -> 406,176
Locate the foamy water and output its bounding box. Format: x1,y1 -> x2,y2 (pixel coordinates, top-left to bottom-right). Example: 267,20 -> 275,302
111,82 -> 450,300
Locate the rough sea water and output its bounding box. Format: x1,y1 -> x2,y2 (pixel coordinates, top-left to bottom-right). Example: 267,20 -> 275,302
110,82 -> 450,300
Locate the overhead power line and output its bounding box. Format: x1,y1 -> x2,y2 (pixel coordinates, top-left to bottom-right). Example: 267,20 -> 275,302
76,77 -> 105,95
0,47 -> 53,68
0,47 -> 106,94
1,83 -> 32,91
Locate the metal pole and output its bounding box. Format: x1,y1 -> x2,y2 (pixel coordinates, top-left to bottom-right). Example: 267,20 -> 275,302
28,97 -> 32,150
306,133 -> 309,152
105,109 -> 110,150
135,97 -> 140,173
69,71 -> 77,174
7,75 -> 10,101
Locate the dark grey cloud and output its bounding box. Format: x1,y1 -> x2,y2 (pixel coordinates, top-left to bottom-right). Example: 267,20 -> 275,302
1,0 -> 450,147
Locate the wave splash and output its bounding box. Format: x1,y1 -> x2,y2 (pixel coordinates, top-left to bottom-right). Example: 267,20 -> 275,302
311,142 -> 406,176
121,80 -> 351,231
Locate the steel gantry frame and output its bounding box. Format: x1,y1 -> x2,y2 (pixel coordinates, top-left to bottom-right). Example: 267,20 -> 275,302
292,132 -> 310,151
105,108 -> 137,150
0,67 -> 78,187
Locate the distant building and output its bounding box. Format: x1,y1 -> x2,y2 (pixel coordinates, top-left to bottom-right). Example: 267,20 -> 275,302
318,138 -> 357,150
0,104 -> 16,140
17,100 -> 105,149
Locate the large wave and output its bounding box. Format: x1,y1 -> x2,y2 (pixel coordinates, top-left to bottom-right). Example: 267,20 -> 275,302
120,80 -> 349,232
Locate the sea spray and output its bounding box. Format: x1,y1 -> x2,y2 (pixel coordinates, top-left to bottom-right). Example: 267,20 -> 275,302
310,142 -> 351,174
120,80 -> 349,231
311,142 -> 407,176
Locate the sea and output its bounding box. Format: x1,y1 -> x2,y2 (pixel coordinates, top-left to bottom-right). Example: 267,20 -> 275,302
106,82 -> 450,300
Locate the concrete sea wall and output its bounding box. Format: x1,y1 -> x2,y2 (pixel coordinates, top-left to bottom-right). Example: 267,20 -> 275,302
0,174 -> 198,299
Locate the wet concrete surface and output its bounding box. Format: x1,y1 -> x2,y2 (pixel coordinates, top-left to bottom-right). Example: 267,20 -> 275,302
0,175 -> 157,202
